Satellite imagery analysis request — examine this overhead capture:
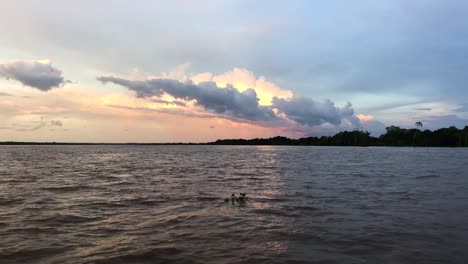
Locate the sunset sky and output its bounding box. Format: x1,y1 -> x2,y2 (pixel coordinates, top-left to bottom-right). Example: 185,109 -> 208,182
1,0 -> 468,142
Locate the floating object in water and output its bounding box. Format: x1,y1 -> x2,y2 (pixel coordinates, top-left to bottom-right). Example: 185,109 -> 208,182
239,193 -> 247,201
225,193 -> 248,204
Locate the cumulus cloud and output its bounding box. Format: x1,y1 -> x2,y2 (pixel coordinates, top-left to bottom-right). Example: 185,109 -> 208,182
0,60 -> 66,91
356,114 -> 374,122
97,72 -> 367,136
97,76 -> 276,122
191,67 -> 293,105
271,96 -> 361,127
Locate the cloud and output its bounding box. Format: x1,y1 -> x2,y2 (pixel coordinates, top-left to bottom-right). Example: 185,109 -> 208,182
192,67 -> 293,105
152,98 -> 172,104
271,96 -> 361,127
50,120 -> 63,127
0,60 -> 66,91
455,103 -> 468,113
361,120 -> 388,136
107,104 -> 219,119
172,100 -> 186,107
4,117 -> 65,132
0,92 -> 12,97
414,107 -> 432,111
97,76 -> 276,122
356,114 -> 374,122
355,113 -> 388,136
98,73 -> 367,137
416,115 -> 468,130
152,98 -> 186,107
14,117 -> 47,132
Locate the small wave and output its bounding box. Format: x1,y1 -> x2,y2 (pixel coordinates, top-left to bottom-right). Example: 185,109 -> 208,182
41,185 -> 87,192
414,175 -> 440,180
283,205 -> 320,212
255,197 -> 290,203
80,201 -> 129,209
92,248 -> 190,264
0,247 -> 72,262
95,180 -> 129,187
195,197 -> 220,202
5,226 -> 59,234
0,198 -> 24,206
135,199 -> 165,206
251,208 -> 299,217
216,219 -> 247,227
34,214 -> 101,224
245,177 -> 264,181
236,172 -> 260,177
114,196 -> 162,205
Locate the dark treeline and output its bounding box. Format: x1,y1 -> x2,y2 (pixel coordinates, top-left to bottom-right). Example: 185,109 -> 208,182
2,125 -> 468,147
210,125 -> 468,147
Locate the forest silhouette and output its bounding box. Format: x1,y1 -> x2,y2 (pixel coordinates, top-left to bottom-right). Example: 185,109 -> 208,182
210,125 -> 468,147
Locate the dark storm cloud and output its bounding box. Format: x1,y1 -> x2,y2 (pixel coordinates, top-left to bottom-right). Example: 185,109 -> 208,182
0,61 -> 66,91
271,96 -> 360,127
97,76 -> 276,122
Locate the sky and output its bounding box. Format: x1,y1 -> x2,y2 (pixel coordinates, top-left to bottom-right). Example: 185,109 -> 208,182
1,0 -> 468,143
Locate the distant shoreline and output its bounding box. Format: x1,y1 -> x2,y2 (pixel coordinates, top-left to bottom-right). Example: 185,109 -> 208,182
2,125 -> 468,147
0,141 -> 198,146
0,142 -> 466,147
0,142 -> 201,146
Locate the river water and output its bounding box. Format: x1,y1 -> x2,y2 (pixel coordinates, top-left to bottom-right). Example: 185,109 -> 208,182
0,145 -> 467,263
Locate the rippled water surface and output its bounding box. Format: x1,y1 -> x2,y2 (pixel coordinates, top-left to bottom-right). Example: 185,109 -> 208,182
1,146 -> 468,263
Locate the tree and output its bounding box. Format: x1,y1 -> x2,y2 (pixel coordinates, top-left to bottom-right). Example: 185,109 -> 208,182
413,121 -> 423,146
